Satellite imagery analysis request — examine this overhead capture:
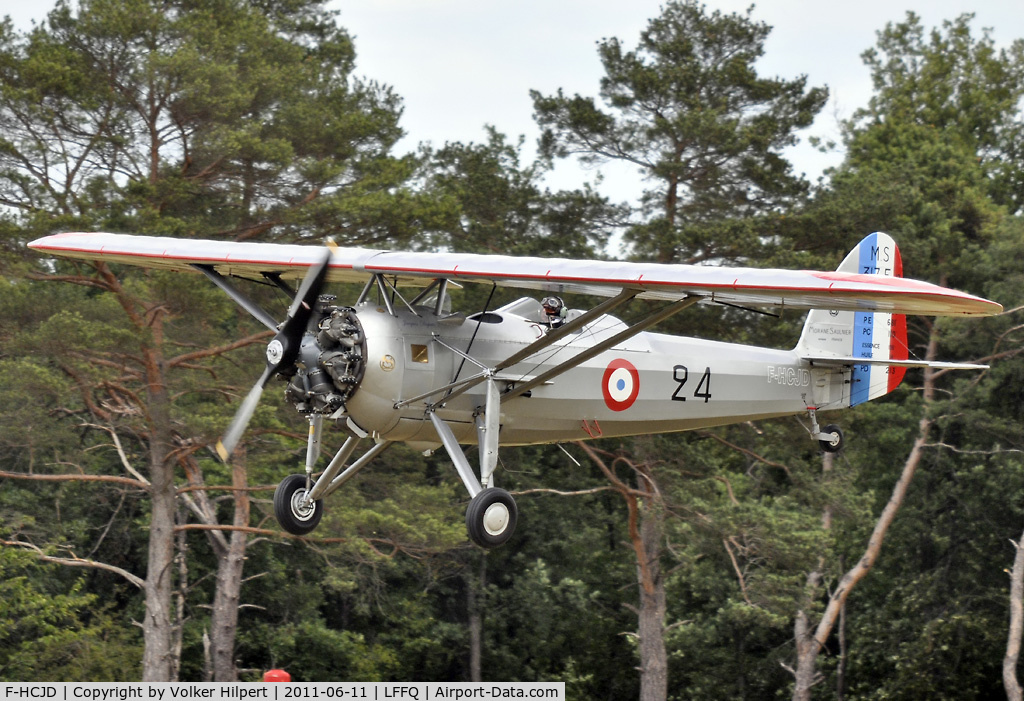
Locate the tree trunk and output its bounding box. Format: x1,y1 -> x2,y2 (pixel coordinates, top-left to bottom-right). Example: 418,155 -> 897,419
791,451 -> 833,700
790,329 -> 941,699
142,359 -> 177,681
142,483 -> 176,680
575,443 -> 668,700
34,264 -> 266,681
792,418 -> 932,699
792,606 -> 821,701
467,556 -> 485,683
637,500 -> 668,701
98,266 -> 179,682
836,584 -> 847,701
1004,525 -> 1024,701
172,510 -> 189,681
179,449 -> 250,682
209,458 -> 250,682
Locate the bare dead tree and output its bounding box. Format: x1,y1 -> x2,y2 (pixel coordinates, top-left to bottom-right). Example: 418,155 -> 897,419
576,441 -> 668,701
787,325 -> 943,700
1005,526 -> 1024,701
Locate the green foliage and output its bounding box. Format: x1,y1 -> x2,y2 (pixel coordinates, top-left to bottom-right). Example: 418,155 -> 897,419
426,127 -> 621,257
0,0 -> 427,246
248,619 -> 401,682
0,549 -> 141,680
856,12 -> 1024,214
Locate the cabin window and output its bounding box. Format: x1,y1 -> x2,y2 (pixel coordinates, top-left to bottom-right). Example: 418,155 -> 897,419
467,312 -> 504,324
411,344 -> 430,363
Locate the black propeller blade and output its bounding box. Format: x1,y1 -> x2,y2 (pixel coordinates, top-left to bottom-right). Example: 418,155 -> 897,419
215,249 -> 333,462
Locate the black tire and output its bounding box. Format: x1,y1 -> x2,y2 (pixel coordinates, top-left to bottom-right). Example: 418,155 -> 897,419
818,424 -> 845,453
274,473 -> 324,535
465,488 -> 518,549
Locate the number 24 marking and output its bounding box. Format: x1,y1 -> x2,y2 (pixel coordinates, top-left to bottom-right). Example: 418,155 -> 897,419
671,365 -> 712,403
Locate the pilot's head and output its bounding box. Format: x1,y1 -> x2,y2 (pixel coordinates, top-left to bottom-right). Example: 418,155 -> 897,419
541,296 -> 564,314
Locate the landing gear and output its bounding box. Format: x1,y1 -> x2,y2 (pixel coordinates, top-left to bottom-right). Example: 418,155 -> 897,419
818,424 -> 844,453
807,408 -> 845,453
274,474 -> 324,535
465,488 -> 518,549
430,378 -> 520,548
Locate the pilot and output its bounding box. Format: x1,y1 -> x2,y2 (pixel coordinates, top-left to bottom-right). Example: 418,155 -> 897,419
541,296 -> 568,328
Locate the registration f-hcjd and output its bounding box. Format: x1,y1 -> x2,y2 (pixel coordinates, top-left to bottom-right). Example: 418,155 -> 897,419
4,688 -> 58,698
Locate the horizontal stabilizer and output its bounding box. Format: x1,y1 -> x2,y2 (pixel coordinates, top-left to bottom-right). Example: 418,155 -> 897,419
800,354 -> 989,371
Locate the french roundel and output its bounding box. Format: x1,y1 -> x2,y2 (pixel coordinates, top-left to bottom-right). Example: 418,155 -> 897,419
602,358 -> 640,412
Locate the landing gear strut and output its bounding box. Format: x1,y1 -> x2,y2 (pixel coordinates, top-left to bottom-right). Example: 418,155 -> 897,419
273,415 -> 393,536
431,378 -> 518,549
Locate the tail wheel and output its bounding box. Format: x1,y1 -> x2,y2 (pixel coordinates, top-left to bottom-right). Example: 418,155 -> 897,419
274,474 -> 324,535
465,488 -> 518,549
819,424 -> 845,453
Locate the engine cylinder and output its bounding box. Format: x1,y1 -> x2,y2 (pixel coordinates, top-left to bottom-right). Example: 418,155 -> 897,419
284,303 -> 367,416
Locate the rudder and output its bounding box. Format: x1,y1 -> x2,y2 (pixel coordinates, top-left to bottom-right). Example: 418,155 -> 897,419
795,232 -> 908,406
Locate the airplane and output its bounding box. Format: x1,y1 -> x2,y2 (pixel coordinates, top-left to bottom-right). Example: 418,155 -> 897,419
28,231 -> 1001,548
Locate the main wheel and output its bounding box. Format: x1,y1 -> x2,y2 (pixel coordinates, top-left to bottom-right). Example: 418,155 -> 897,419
818,424 -> 845,453
465,488 -> 518,549
274,474 -> 324,535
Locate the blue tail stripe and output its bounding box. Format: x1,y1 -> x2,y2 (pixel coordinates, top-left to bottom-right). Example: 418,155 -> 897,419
850,233 -> 878,406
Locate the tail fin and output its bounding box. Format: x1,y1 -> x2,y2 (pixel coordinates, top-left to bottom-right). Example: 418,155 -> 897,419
796,232 -> 908,406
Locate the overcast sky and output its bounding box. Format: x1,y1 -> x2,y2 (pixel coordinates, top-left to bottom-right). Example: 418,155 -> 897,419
7,1 -> 1024,201
332,0 -> 1024,197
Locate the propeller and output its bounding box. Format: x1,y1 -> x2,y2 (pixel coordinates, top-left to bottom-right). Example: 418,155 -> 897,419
215,249 -> 333,462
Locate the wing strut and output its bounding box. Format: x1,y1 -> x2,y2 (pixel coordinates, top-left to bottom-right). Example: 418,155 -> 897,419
392,288 -> 640,410
493,288 -> 640,373
192,264 -> 280,332
356,273 -> 426,317
501,295 -> 701,402
355,273 -> 398,315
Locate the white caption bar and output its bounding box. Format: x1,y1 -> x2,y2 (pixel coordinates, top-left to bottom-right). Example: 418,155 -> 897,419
1,684 -> 564,701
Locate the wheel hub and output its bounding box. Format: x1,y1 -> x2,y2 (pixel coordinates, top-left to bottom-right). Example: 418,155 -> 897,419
482,502 -> 510,535
290,490 -> 317,521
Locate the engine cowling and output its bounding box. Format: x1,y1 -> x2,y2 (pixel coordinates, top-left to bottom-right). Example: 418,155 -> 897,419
281,298 -> 419,439
284,299 -> 367,416
281,298 -> 478,441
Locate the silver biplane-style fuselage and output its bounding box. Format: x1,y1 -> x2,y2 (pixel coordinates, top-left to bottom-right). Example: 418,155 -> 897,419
352,297 -> 826,448
28,231 -> 1001,548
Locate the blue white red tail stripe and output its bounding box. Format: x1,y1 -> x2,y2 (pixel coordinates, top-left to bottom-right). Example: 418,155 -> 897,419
796,232 -> 910,407
851,233 -> 883,405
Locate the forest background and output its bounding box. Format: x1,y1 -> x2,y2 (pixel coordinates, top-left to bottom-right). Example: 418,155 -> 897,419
2,1 -> 1024,699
